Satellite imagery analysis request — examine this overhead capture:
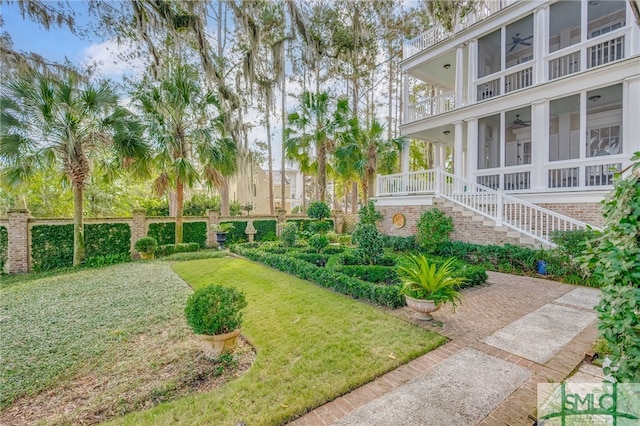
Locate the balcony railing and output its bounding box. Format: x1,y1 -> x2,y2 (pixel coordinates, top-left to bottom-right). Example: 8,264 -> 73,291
403,0 -> 520,58
406,89 -> 458,122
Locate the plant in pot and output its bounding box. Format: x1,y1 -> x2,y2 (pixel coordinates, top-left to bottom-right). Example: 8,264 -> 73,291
185,284 -> 247,359
134,236 -> 158,260
215,223 -> 234,249
397,254 -> 466,320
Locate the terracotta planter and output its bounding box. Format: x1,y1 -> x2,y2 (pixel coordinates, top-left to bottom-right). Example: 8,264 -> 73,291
198,329 -> 241,358
405,296 -> 441,320
139,252 -> 155,260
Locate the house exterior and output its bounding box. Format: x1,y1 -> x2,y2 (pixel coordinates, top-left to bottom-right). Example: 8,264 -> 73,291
375,0 -> 640,246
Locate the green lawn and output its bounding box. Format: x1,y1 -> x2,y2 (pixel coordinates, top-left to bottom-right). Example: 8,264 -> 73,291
111,257 -> 444,425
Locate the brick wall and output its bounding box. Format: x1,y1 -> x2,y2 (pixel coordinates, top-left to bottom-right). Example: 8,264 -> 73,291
537,203 -> 604,228
7,210 -> 29,273
377,205 -> 432,237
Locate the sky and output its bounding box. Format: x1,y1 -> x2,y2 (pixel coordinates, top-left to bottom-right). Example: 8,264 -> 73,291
0,1 -> 282,167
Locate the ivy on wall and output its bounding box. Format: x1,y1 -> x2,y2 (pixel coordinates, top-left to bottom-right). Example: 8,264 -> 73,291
147,222 -> 206,247
0,226 -> 8,271
31,223 -> 133,271
254,220 -> 277,241
220,221 -> 248,243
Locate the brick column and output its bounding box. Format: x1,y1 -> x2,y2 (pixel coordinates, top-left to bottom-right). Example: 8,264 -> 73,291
7,209 -> 29,274
206,210 -> 220,247
130,209 -> 147,256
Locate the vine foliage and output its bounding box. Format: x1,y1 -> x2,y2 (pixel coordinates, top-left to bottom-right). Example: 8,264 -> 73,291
583,152 -> 640,382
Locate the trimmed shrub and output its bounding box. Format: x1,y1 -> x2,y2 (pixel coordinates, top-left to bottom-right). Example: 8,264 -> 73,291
286,219 -> 334,234
416,208 -> 453,253
358,201 -> 383,225
352,223 -> 386,265
336,265 -> 399,285
185,285 -> 247,335
383,235 -> 417,252
232,246 -> 404,307
550,229 -> 597,258
0,226 -> 7,272
338,234 -> 352,245
134,236 -> 158,253
308,220 -> 332,234
309,234 -> 329,252
156,242 -> 200,257
280,222 -> 298,247
323,245 -> 345,255
307,201 -> 331,220
337,251 -> 396,267
293,253 -> 329,267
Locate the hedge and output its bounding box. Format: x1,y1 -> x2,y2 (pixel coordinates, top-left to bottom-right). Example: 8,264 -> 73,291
148,222 -> 207,247
31,223 -> 132,271
292,253 -> 329,267
232,246 -> 404,307
221,221 -> 248,243
0,226 -> 7,272
156,242 -> 200,257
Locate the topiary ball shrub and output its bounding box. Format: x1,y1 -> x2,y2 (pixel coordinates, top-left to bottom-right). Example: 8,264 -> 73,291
185,285 -> 247,335
309,234 -> 330,252
134,236 -> 158,253
307,201 -> 331,220
352,223 -> 386,265
281,222 -> 298,247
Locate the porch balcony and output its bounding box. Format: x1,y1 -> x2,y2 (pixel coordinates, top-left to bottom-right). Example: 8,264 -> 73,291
403,0 -> 520,59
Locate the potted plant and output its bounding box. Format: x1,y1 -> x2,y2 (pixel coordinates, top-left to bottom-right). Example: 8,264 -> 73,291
185,284 -> 247,359
134,236 -> 158,260
215,223 -> 234,249
397,254 -> 466,320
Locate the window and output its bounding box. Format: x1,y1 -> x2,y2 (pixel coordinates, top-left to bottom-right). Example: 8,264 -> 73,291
478,114 -> 501,169
586,84 -> 622,157
478,30 -> 501,78
549,1 -> 581,53
549,95 -> 580,161
505,15 -> 533,69
588,1 -> 626,39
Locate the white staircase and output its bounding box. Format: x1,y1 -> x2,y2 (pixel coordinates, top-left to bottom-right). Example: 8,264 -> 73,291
377,168 -> 599,247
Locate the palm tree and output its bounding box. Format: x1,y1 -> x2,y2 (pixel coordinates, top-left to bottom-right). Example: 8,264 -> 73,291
133,63 -> 237,244
0,71 -> 148,265
287,91 -> 349,202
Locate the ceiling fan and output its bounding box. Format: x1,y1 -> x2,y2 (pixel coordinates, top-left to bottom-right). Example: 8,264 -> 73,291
508,33 -> 533,51
512,114 -> 531,127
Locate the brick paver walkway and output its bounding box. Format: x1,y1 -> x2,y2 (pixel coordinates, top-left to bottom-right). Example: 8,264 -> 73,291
288,272 -> 599,426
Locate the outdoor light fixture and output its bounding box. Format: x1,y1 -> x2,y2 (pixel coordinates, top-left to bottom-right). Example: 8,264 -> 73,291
589,95 -> 601,102
443,64 -> 451,69
443,130 -> 451,135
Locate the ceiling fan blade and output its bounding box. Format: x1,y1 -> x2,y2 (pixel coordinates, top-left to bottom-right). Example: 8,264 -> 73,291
523,35 -> 534,40
520,41 -> 532,46
509,44 -> 517,52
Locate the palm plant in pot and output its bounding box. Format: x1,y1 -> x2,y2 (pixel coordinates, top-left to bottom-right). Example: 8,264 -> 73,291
134,236 -> 158,260
397,254 -> 466,320
185,284 -> 247,359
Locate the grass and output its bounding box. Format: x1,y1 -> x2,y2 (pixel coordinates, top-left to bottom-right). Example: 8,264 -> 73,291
109,257 -> 445,425
0,262 -> 253,425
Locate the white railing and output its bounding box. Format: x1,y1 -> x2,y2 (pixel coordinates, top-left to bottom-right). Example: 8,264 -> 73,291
406,90 -> 457,122
504,66 -> 533,93
549,51 -> 580,80
403,0 -> 520,58
376,168 -> 597,245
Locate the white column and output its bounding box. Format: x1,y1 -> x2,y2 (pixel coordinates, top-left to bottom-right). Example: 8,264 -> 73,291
534,5 -> 548,84
467,40 -> 477,103
438,145 -> 447,169
455,45 -> 465,107
453,121 -> 464,177
401,139 -> 410,173
531,99 -> 548,190
465,117 -> 478,182
403,71 -> 409,124
627,1 -> 640,56
623,75 -> 640,159
434,143 -> 441,169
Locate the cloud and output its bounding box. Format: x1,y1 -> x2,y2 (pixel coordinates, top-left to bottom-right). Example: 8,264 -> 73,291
81,39 -> 146,79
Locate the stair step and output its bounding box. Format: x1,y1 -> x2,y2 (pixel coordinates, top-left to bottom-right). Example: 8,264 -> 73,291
519,237 -> 536,246
461,210 -> 475,217
483,220 -> 496,227
494,226 -> 509,232
471,215 -> 485,222
507,231 -> 522,238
